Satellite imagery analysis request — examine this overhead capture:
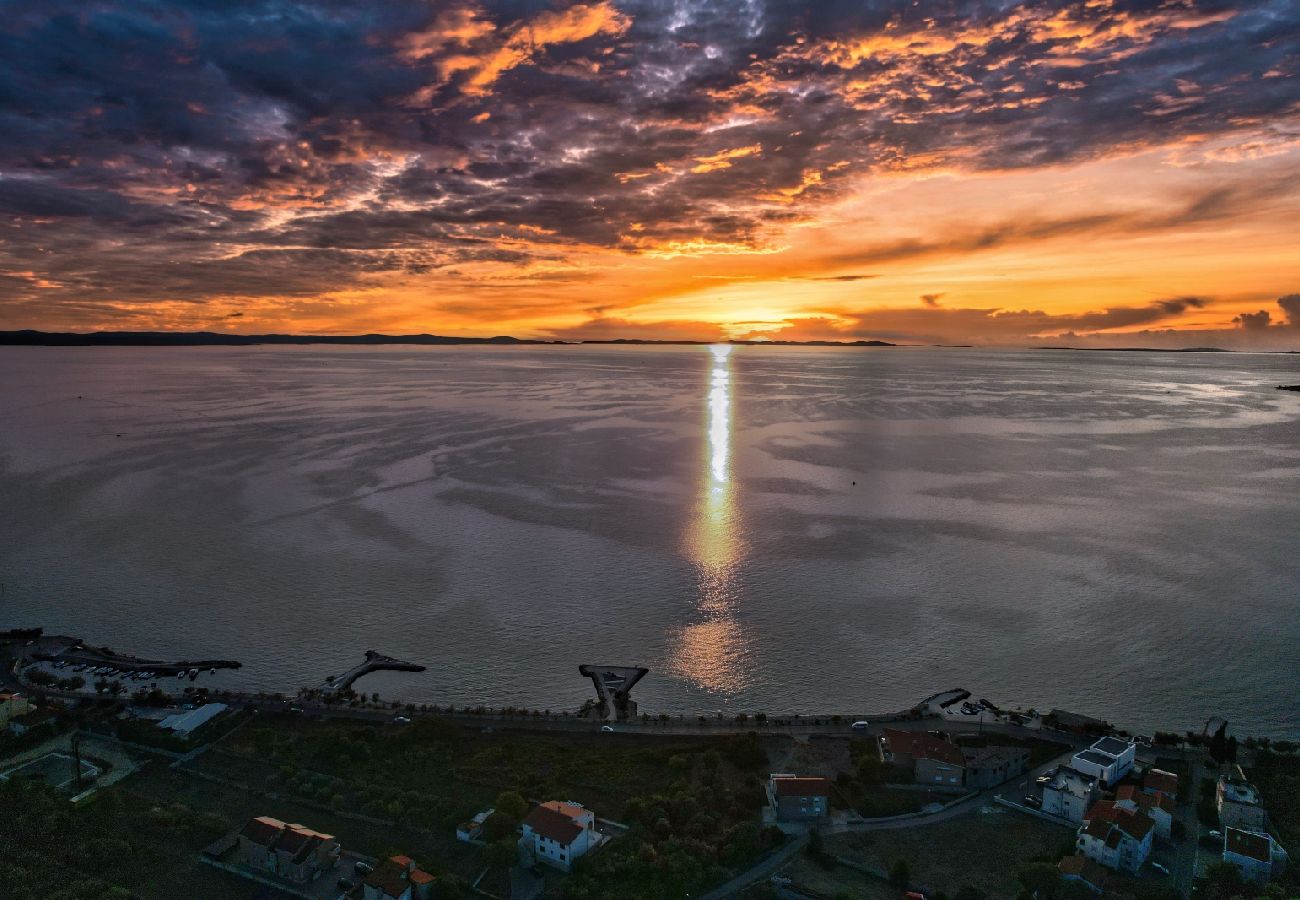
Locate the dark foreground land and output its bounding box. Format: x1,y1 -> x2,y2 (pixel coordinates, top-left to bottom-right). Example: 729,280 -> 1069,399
3,706 -> 1297,900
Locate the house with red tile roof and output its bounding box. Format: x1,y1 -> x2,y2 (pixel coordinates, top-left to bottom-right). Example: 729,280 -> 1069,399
879,729 -> 965,787
1115,784 -> 1174,840
1076,800 -> 1154,873
766,774 -> 832,821
1143,767 -> 1179,800
1058,854 -> 1109,894
234,816 -> 341,884
1223,827 -> 1289,885
520,800 -> 602,872
362,855 -> 435,900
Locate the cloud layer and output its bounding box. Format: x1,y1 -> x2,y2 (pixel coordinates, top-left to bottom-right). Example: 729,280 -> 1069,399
0,0 -> 1297,341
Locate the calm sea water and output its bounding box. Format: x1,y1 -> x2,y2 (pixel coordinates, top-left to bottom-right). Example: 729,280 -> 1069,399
1,345 -> 1297,737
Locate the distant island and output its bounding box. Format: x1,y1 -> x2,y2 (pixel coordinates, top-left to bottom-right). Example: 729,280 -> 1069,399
1035,345 -> 1234,353
0,329 -> 895,348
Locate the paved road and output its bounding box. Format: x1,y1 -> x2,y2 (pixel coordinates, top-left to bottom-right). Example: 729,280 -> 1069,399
698,834 -> 810,900
1172,757 -> 1205,897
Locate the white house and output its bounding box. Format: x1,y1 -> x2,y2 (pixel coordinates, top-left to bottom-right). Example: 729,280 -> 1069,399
456,808 -> 494,843
1076,801 -> 1153,873
520,801 -> 601,872
1069,737 -> 1135,787
1218,775 -> 1267,830
1042,766 -> 1099,823
1223,828 -> 1289,885
766,774 -> 831,821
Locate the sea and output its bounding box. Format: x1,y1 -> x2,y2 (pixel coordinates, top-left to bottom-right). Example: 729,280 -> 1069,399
1,344 -> 1297,737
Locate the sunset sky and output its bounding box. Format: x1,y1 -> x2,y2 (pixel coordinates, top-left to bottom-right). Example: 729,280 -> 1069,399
1,0 -> 1298,347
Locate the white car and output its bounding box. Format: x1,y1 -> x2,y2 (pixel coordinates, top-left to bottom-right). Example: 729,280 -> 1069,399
601,725 -> 615,732
851,720 -> 871,731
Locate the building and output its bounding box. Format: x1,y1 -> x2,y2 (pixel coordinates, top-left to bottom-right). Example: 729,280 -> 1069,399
1115,785 -> 1174,840
234,816 -> 340,883
0,692 -> 32,727
1223,828 -> 1289,885
766,774 -> 831,821
456,808 -> 494,843
520,801 -> 600,872
1058,854 -> 1109,894
1217,775 -> 1267,830
961,745 -> 1030,789
1069,737 -> 1135,787
363,855 -> 435,900
879,729 -> 965,787
1042,766 -> 1100,823
1143,768 -> 1179,800
1076,801 -> 1154,873
158,702 -> 228,737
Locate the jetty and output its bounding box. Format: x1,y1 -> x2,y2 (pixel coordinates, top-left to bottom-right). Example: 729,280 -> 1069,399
1277,384 -> 1300,392
9,632 -> 240,676
320,650 -> 425,695
579,664 -> 649,722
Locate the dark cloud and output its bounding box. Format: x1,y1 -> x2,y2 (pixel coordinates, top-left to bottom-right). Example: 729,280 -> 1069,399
1279,294 -> 1300,326
0,0 -> 1296,321
1234,309 -> 1271,329
922,293 -> 944,307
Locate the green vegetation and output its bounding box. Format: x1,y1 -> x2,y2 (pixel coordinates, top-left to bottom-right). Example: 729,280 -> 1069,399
210,717 -> 786,897
1249,749 -> 1300,846
1198,860 -> 1297,899
0,777 -> 233,900
558,733 -> 784,899
827,809 -> 1075,898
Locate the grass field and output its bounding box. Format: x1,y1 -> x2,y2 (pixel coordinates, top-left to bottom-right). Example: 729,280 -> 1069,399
826,804 -> 1075,898
774,854 -> 899,900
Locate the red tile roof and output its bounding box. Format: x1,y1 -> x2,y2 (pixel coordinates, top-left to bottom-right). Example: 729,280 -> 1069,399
1084,800 -> 1154,841
1144,768 -> 1179,796
364,858 -> 414,899
523,805 -> 584,846
1059,854 -> 1109,889
882,729 -> 965,767
772,776 -> 832,798
1225,828 -> 1272,863
240,816 -> 286,847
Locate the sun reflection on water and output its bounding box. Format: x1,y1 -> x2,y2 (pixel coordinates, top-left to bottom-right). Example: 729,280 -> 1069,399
670,344 -> 751,694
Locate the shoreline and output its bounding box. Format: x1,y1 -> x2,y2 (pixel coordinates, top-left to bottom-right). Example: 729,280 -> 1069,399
5,630 -> 1294,742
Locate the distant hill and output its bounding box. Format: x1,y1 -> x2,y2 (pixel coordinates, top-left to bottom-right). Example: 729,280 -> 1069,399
0,330 -> 896,348
0,330 -> 540,346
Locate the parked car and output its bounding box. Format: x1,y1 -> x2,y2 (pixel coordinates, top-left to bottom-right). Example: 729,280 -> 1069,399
1209,829 -> 1222,838
392,715 -> 411,725
601,725 -> 615,733
851,720 -> 871,731
354,861 -> 373,875
1036,774 -> 1052,785
1023,795 -> 1042,808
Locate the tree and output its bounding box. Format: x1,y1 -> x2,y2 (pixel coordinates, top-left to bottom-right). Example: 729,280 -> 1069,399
483,837 -> 517,870
953,888 -> 986,900
889,859 -> 911,888
494,790 -> 528,821
1209,721 -> 1229,764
